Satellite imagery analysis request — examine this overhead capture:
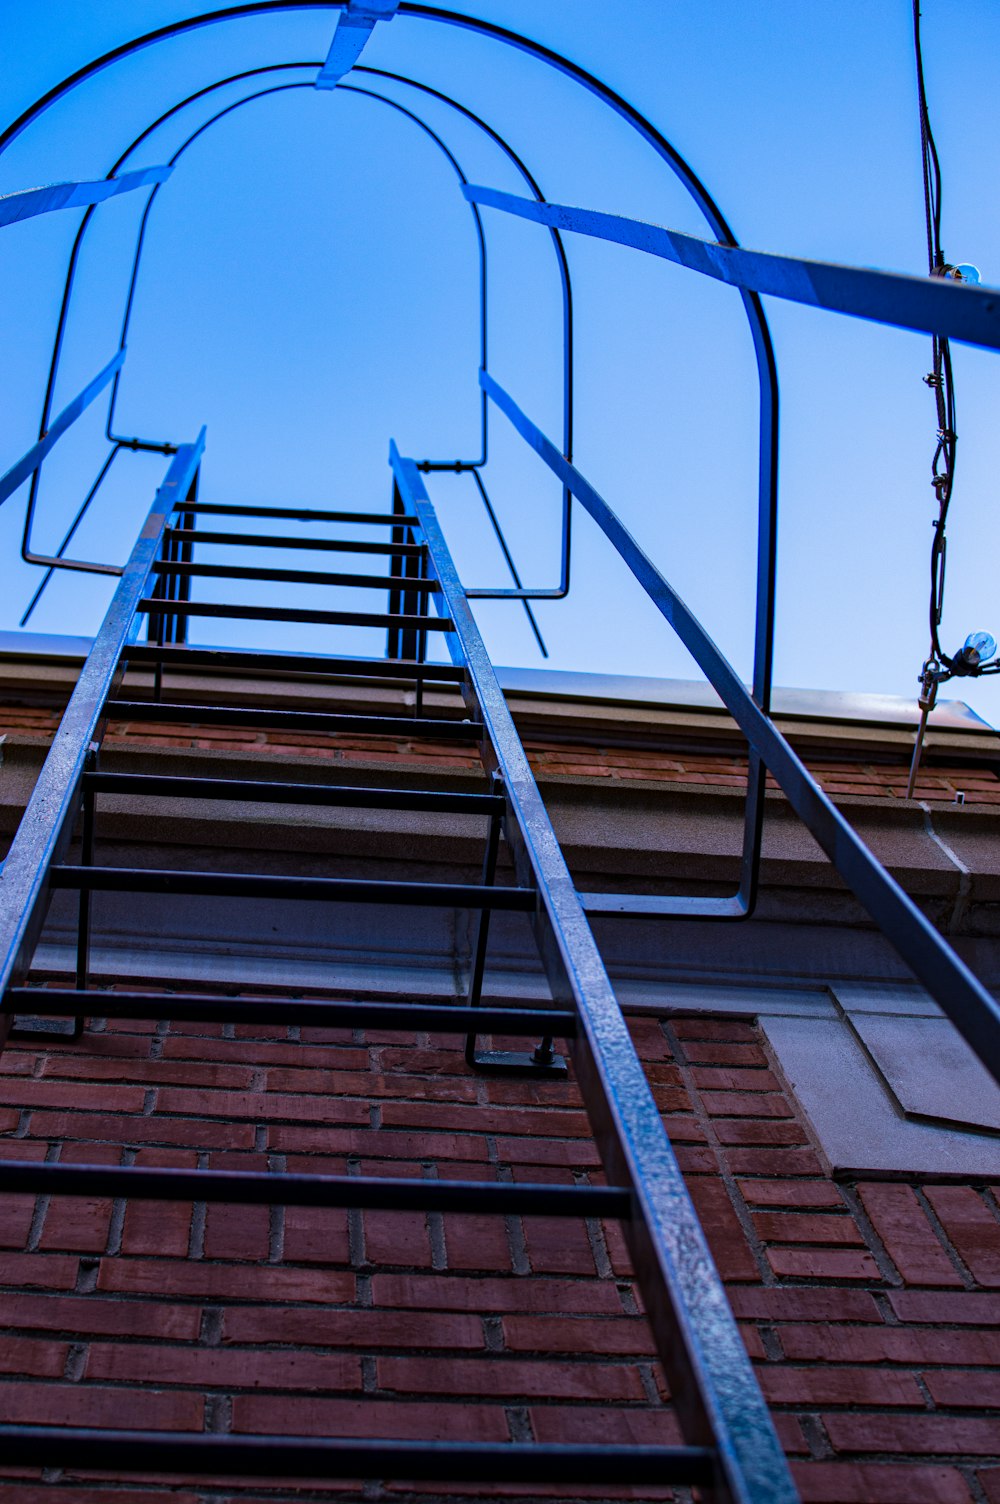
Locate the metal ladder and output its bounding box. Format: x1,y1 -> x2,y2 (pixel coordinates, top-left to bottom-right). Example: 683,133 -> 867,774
0,433 -> 796,1503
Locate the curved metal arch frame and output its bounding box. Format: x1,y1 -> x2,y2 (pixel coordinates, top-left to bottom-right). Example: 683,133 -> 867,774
2,1 -> 778,917
19,60 -> 578,647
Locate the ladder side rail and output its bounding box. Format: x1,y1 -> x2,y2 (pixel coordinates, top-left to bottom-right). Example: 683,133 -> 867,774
0,435 -> 205,1037
477,376 -> 1000,1082
393,442 -> 797,1504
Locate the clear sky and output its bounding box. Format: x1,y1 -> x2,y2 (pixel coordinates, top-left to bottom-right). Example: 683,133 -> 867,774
1,1 -> 998,720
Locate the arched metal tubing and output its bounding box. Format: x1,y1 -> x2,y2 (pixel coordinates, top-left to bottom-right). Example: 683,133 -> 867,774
19,57 -> 572,644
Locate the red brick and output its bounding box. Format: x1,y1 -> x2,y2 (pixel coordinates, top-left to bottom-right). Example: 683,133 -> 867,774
689,1067 -> 780,1092
86,1342 -> 361,1391
269,1124 -> 488,1161
791,1461 -> 972,1504
0,1293 -> 200,1340
203,1202 -> 270,1260
223,1306 -> 482,1349
121,1200 -> 191,1258
232,1395 -> 509,1441
924,1370 -> 1000,1408
0,1082 -> 146,1112
27,1111 -> 255,1150
38,1198 -> 112,1255
728,1287 -> 882,1323
0,1196 -> 35,1251
494,1136 -> 600,1168
725,1148 -> 824,1176
98,1257 -> 354,1304
778,1323 -> 999,1366
0,1254 -> 78,1290
825,1413 -> 1000,1456
682,1041 -> 768,1066
0,1337 -> 67,1377
686,1177 -> 758,1281
378,1101 -> 590,1138
766,1247 -> 882,1282
700,1091 -> 793,1119
379,1354 -> 644,1401
530,1406 -> 682,1446
671,1019 -> 759,1043
282,1206 -> 351,1264
443,1214 -> 513,1273
0,1111 -> 22,1133
713,1119 -> 804,1145
502,1315 -> 655,1356
888,1290 -> 1000,1325
364,1210 -> 432,1267
523,1218 -> 597,1277
41,1058 -> 254,1089
371,1274 -> 624,1315
923,1186 -> 1000,1287
758,1365 -> 923,1407
0,1383 -> 202,1430
157,1087 -> 370,1126
162,1037 -> 368,1070
753,1212 -> 865,1246
738,1179 -> 844,1209
858,1184 -> 963,1287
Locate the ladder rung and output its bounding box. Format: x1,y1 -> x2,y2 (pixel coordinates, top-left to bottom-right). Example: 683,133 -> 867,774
150,560 -> 440,593
180,503 -> 419,526
165,528 -> 425,558
0,1429 -> 712,1486
123,645 -> 466,681
137,600 -> 450,631
4,989 -> 575,1035
83,772 -> 503,813
50,867 -> 536,910
103,701 -> 482,741
0,1162 -> 628,1217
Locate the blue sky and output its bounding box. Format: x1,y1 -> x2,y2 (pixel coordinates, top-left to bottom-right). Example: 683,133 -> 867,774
1,1 -> 998,719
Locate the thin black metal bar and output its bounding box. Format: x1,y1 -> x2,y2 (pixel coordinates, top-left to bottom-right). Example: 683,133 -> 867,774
19,446 -> 123,626
134,599 -> 452,632
0,351 -> 124,513
3,989 -> 575,1036
185,504 -> 418,524
477,376 -> 1000,1082
464,469 -> 548,655
123,643 -> 466,680
467,185 -> 1000,351
0,1161 -> 626,1216
51,866 -> 536,910
0,166 -> 171,227
165,527 -> 426,556
394,447 -> 797,1504
150,558 -> 441,592
0,1430 -> 712,1486
104,700 -> 480,738
0,436 -> 205,1033
85,771 -> 504,813
6,990 -> 568,1036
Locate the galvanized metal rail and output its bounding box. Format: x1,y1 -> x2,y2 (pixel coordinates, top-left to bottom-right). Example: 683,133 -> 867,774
0,443 -> 797,1503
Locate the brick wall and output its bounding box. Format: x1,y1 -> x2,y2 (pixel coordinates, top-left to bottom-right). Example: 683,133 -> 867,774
0,1002 -> 996,1502
2,705 -> 997,802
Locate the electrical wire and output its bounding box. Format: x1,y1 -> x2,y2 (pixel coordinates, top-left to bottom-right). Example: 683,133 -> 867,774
913,0 -> 958,677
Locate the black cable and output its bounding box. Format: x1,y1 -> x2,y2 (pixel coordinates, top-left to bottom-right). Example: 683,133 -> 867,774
913,0 -> 958,675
